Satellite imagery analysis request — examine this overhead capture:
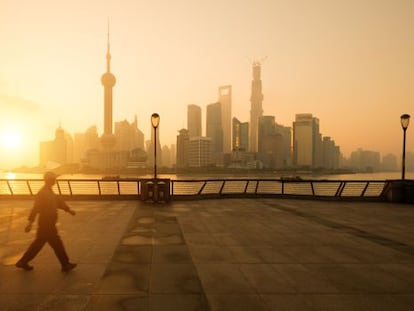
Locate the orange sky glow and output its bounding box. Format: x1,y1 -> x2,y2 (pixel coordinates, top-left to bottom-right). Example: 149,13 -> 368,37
1,0 -> 413,169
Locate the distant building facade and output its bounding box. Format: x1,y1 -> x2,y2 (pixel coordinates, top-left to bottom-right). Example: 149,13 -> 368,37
39,126 -> 73,168
188,137 -> 212,167
232,117 -> 249,151
249,62 -> 264,152
206,102 -> 223,155
293,113 -> 321,168
349,148 -> 381,172
187,104 -> 202,137
114,116 -> 144,152
257,116 -> 291,169
381,153 -> 398,171
218,85 -> 232,153
176,129 -> 190,168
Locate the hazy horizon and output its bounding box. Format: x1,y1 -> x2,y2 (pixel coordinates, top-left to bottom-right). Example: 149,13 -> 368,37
1,0 -> 413,169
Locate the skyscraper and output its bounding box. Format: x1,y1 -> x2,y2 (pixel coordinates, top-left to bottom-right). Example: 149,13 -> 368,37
293,114 -> 321,168
249,62 -> 264,152
188,137 -> 212,167
187,104 -> 202,137
218,85 -> 232,153
176,128 -> 190,168
206,102 -> 223,154
100,25 -> 116,150
232,117 -> 249,151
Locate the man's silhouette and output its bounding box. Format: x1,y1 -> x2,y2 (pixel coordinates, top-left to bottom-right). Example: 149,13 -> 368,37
16,171 -> 77,272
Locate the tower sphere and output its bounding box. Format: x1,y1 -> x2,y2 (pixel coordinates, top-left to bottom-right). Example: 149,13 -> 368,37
101,72 -> 116,86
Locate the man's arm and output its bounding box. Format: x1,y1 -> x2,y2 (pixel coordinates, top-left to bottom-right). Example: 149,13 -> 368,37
25,198 -> 40,233
58,198 -> 76,216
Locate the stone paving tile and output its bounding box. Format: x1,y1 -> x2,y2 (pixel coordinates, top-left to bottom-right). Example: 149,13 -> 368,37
271,264 -> 339,294
0,294 -> 48,311
310,263 -> 414,293
239,264 -> 296,294
150,263 -> 203,294
188,245 -> 234,263
152,245 -> 192,263
87,295 -> 148,311
36,294 -> 91,311
195,263 -> 255,294
206,294 -> 267,311
95,263 -> 150,294
227,246 -> 265,263
261,294 -> 314,311
112,245 -> 153,264
149,294 -> 209,311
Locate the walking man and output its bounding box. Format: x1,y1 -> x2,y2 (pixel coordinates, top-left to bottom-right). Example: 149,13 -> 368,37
16,171 -> 77,272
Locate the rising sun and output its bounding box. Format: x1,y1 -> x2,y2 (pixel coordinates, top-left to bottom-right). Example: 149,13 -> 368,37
0,131 -> 22,150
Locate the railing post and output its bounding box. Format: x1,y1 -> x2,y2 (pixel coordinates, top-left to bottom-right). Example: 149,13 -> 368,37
26,180 -> 33,195
335,182 -> 345,197
244,181 -> 249,194
198,181 -> 207,195
361,182 -> 370,197
68,180 -> 73,196
97,180 -> 102,195
219,181 -> 225,195
56,181 -> 62,195
255,180 -> 259,194
6,180 -> 13,195
310,181 -> 315,196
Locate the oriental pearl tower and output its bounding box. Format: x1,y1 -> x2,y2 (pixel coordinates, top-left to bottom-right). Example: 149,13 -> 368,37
100,25 -> 116,150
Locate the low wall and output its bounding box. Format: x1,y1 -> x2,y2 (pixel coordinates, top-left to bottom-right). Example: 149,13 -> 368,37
384,180 -> 414,204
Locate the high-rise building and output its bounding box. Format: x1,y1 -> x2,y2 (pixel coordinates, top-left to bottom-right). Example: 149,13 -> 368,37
293,114 -> 321,168
321,136 -> 341,170
249,62 -> 264,152
74,126 -> 100,163
100,26 -> 116,150
206,102 -> 223,154
114,115 -> 144,151
350,148 -> 381,172
257,116 -> 284,169
187,104 -> 202,137
232,117 -> 249,151
176,129 -> 190,168
162,145 -> 172,168
218,85 -> 232,153
188,137 -> 212,167
39,126 -> 73,167
170,144 -> 176,167
382,153 -> 398,171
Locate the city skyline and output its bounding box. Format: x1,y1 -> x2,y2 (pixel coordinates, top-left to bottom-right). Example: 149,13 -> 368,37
1,0 -> 413,169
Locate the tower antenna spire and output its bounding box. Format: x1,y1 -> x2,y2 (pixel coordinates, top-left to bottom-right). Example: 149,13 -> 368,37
106,18 -> 111,72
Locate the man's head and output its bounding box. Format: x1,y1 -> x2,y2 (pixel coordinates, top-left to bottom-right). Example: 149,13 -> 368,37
43,171 -> 58,186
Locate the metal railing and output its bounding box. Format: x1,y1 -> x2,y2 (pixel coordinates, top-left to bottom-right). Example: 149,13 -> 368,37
0,178 -> 389,200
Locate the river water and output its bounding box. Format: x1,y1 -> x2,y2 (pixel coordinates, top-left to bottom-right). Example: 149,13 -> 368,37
1,171 -> 413,180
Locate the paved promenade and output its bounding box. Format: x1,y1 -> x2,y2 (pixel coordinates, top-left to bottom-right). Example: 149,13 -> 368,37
1,198 -> 414,310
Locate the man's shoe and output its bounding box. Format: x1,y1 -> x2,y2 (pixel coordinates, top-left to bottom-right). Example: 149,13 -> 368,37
16,261 -> 34,271
62,263 -> 77,272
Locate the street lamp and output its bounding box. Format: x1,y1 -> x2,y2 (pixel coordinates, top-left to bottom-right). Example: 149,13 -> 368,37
151,113 -> 160,179
401,114 -> 410,180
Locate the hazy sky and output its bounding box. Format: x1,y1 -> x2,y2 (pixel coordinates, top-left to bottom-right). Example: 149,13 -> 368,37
1,0 -> 413,169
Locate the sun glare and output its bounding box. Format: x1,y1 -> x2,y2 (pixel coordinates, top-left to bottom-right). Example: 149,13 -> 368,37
0,131 -> 22,150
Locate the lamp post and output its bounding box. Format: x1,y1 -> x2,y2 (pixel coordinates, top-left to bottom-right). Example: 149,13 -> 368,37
401,114 -> 410,180
151,113 -> 160,179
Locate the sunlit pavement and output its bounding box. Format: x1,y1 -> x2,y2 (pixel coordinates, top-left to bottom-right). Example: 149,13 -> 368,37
1,198 -> 414,311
